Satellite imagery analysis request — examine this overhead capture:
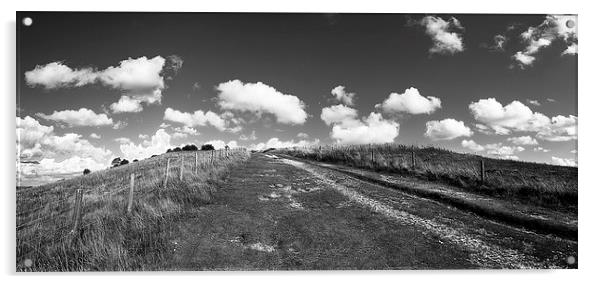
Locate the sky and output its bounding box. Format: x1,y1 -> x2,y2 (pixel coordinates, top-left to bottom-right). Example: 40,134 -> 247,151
16,12 -> 578,186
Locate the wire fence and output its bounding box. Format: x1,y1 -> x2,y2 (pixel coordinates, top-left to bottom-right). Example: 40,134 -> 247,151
16,148 -> 247,265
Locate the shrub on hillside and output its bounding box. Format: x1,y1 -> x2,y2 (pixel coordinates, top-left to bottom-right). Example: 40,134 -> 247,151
182,144 -> 198,151
201,144 -> 215,151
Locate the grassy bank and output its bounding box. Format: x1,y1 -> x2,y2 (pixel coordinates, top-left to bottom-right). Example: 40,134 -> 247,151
277,144 -> 577,212
16,149 -> 249,271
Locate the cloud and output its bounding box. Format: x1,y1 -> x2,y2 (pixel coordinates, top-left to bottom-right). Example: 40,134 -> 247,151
562,43 -> 578,55
526,99 -> 541,106
110,95 -> 144,113
507,136 -> 538,145
330,112 -> 399,145
138,134 -> 149,140
112,121 -> 128,130
424,119 -> 472,140
377,87 -> 441,115
26,56 -> 171,113
90,133 -> 101,139
216,80 -> 307,125
513,15 -> 577,68
18,156 -> 109,186
163,107 -> 227,131
174,126 -> 199,137
461,139 -> 485,152
483,143 -> 524,160
163,55 -> 184,79
461,140 -> 524,160
512,52 -> 536,68
418,16 -> 465,55
37,108 -> 113,127
320,104 -> 358,125
24,62 -> 97,89
536,115 -> 577,142
297,132 -> 309,139
119,129 -> 172,161
534,147 -> 550,153
114,137 -> 133,144
17,116 -> 113,185
469,98 -> 551,135
552,157 -> 577,167
490,34 -> 507,51
250,137 -> 319,151
470,98 -> 577,141
203,140 -> 239,150
331,85 -> 356,106
239,130 -> 257,141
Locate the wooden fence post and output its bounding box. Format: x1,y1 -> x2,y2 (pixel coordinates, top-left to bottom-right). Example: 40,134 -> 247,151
127,173 -> 135,213
211,150 -> 214,164
180,155 -> 184,181
163,158 -> 170,188
411,151 -> 416,169
480,159 -> 485,184
371,146 -> 375,165
195,152 -> 198,175
71,188 -> 83,234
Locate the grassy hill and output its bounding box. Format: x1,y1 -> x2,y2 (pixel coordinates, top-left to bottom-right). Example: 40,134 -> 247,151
16,149 -> 249,271
277,144 -> 577,212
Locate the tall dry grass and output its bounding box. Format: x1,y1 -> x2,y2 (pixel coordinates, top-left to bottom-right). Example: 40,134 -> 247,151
278,144 -> 577,212
16,149 -> 249,271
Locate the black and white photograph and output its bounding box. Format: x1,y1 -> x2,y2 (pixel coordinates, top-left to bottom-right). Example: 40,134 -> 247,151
15,11 -> 578,271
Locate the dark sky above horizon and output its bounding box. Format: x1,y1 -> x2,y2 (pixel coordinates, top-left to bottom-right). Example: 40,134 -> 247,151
16,12 -> 578,185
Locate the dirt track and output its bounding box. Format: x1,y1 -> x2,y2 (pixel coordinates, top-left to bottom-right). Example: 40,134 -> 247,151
165,153 -> 577,270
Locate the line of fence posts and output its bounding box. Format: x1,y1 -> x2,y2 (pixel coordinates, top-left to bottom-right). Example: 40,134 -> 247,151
68,149 -> 237,239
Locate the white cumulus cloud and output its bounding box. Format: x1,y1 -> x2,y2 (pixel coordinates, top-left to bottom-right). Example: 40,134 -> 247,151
203,140 -> 239,150
26,56 -> 170,113
216,80 -> 307,125
424,119 -> 472,140
552,157 -> 577,167
37,108 -> 113,127
507,136 -> 538,145
320,104 -> 358,126
331,85 -> 356,106
377,87 -> 441,115
163,107 -> 227,131
330,112 -> 399,145
469,98 -> 577,141
16,116 -> 113,185
461,139 -> 485,152
119,129 -> 172,161
250,137 -> 319,151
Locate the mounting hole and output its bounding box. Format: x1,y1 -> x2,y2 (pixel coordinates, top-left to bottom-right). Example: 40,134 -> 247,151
22,17 -> 33,26
567,256 -> 576,265
566,19 -> 575,29
23,258 -> 33,267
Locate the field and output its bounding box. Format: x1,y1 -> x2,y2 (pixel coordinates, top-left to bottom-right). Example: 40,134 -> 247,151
277,144 -> 578,212
16,149 -> 249,271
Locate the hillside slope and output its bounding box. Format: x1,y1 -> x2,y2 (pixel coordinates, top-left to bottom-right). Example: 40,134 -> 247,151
16,149 -> 249,271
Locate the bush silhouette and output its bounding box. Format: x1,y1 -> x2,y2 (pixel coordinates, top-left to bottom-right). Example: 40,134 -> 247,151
182,144 -> 198,151
120,159 -> 129,166
83,169 -> 91,175
201,144 -> 215,151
